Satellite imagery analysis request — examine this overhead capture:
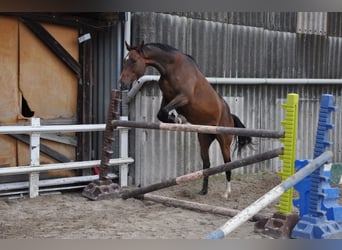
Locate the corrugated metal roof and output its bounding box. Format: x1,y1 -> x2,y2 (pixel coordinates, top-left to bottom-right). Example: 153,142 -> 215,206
296,12 -> 327,35
132,12 -> 342,79
327,12 -> 342,37
167,12 -> 298,32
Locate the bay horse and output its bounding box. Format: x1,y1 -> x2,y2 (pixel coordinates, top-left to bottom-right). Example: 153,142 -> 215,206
120,41 -> 252,199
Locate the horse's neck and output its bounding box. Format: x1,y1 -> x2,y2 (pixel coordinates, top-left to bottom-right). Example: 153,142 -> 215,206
144,50 -> 175,76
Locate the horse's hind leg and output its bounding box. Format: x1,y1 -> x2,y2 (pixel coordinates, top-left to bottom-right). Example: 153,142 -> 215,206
224,170 -> 232,200
217,134 -> 234,200
198,133 -> 215,195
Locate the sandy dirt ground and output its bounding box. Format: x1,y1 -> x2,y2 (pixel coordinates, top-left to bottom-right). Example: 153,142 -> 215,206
0,172 -> 341,239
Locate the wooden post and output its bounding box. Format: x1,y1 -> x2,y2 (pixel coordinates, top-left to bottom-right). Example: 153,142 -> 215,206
82,90 -> 121,201
99,90 -> 120,180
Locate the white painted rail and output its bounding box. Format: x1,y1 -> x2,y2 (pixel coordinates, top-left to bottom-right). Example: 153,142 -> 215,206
0,117 -> 132,197
0,158 -> 134,176
0,124 -> 106,134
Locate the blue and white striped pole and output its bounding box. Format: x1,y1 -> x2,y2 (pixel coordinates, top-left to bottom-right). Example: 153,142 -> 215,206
205,150 -> 333,239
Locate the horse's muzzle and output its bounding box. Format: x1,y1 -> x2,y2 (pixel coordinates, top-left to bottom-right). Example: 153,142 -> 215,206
119,77 -> 131,91
120,81 -> 133,91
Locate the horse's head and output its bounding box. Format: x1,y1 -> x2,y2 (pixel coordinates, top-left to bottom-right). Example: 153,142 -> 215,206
120,41 -> 147,90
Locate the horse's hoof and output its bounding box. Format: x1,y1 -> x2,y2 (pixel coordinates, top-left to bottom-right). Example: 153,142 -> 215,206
222,193 -> 229,200
167,114 -> 178,123
198,190 -> 208,195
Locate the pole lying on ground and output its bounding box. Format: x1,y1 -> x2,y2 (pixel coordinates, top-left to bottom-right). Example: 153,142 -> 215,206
120,147 -> 283,199
112,120 -> 285,139
205,150 -> 333,239
143,193 -> 266,222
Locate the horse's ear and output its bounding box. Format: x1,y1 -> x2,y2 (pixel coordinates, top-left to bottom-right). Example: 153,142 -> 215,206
137,40 -> 145,52
125,41 -> 131,51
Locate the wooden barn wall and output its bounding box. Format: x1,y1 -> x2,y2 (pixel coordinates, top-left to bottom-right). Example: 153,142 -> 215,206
129,12 -> 342,186
0,16 -> 78,179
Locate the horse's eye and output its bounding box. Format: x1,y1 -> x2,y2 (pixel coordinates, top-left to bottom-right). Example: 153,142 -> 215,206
131,59 -> 137,64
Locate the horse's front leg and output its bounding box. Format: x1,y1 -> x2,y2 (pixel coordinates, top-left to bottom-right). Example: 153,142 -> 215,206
157,94 -> 189,123
157,97 -> 176,123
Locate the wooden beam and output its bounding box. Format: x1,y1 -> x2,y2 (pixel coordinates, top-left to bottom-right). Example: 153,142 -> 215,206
40,133 -> 77,147
113,120 -> 285,139
142,194 -> 266,222
4,13 -> 122,30
10,134 -> 71,163
120,147 -> 283,199
20,17 -> 81,78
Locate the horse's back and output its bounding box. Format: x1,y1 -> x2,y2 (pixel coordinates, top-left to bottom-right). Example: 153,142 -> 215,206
180,76 -> 232,126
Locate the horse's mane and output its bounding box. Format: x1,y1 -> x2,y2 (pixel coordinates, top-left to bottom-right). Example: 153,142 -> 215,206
145,43 -> 178,52
144,43 -> 198,65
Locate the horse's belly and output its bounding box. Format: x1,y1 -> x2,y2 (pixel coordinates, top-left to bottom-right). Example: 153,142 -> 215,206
177,105 -> 220,126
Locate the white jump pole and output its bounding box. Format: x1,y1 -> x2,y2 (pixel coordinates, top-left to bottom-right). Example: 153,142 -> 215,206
205,150 -> 333,239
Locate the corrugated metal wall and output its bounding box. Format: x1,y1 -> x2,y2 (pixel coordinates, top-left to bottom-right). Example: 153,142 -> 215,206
132,83 -> 342,187
92,22 -> 121,160
129,12 -> 342,186
131,12 -> 342,79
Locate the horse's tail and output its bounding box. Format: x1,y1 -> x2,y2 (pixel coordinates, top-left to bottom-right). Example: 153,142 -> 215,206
231,114 -> 253,155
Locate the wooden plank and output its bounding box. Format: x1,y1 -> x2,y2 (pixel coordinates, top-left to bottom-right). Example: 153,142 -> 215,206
19,21 -> 78,120
0,16 -> 19,167
0,16 -> 20,124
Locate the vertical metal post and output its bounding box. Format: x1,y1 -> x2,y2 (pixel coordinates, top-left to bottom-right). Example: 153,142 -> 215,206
124,12 -> 131,57
119,116 -> 129,187
29,117 -> 40,198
